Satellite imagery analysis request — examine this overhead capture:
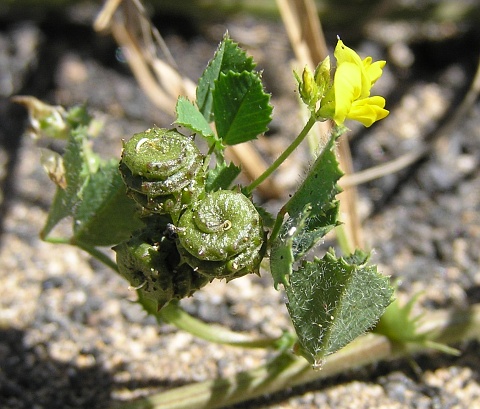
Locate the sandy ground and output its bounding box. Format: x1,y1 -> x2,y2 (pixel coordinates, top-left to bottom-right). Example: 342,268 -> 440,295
1,5 -> 480,409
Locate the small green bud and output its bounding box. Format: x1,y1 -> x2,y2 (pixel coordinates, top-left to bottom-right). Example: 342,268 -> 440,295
302,66 -> 319,108
314,56 -> 331,97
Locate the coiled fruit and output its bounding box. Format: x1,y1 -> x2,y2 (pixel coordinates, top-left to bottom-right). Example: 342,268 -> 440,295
116,128 -> 266,307
176,190 -> 266,280
113,218 -> 210,310
119,127 -> 205,219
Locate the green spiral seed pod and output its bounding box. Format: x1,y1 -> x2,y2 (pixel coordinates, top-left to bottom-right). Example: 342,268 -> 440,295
176,190 -> 266,280
119,127 -> 205,218
113,220 -> 210,310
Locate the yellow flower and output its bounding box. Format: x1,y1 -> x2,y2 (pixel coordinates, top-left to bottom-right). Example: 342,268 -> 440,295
333,40 -> 389,127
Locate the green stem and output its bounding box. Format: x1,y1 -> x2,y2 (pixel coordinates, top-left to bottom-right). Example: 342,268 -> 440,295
268,205 -> 287,245
158,301 -> 284,349
75,241 -> 120,272
334,224 -> 354,255
114,303 -> 480,409
245,114 -> 317,195
44,236 -> 120,272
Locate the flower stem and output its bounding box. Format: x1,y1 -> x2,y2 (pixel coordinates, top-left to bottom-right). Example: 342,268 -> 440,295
114,303 -> 480,409
158,301 -> 285,349
245,114 -> 317,195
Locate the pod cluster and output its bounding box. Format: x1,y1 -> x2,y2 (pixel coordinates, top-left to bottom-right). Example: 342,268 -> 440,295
115,128 -> 266,310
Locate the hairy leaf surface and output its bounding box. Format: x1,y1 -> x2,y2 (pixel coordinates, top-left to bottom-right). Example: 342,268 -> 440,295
206,161 -> 241,192
41,126 -> 92,239
73,160 -> 142,246
286,250 -> 394,366
270,129 -> 342,287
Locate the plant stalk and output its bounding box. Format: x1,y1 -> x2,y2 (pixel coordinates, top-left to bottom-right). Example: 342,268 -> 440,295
44,237 -> 120,272
75,241 -> 120,272
245,114 -> 317,195
114,303 -> 480,409
158,302 -> 284,349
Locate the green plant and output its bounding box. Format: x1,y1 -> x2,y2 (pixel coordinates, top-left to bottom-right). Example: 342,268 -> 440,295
16,33 -> 478,408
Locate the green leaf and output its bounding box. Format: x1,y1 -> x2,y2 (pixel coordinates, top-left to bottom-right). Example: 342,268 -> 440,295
205,161 -> 241,192
286,250 -> 394,366
291,202 -> 339,259
65,104 -> 92,129
196,33 -> 256,121
40,113 -> 141,247
254,205 -> 276,229
285,129 -> 343,244
73,160 -> 143,246
213,71 -> 272,145
175,96 -> 215,141
285,129 -> 343,218
41,126 -> 92,240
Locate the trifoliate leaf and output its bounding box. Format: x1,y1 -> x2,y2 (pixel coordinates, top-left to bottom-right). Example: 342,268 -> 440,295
73,160 -> 143,246
286,250 -> 394,366
40,108 -> 141,246
213,71 -> 272,145
196,33 -> 256,122
205,161 -> 241,192
175,96 -> 215,141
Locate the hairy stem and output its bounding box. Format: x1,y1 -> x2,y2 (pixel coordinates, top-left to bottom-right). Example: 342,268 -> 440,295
114,303 -> 480,409
158,301 -> 285,348
245,114 -> 317,195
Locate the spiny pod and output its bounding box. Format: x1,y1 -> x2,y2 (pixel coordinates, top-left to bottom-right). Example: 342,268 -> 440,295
113,219 -> 210,310
176,190 -> 266,280
119,127 -> 205,220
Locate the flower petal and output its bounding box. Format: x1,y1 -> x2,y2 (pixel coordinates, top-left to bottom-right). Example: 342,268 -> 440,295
348,96 -> 389,127
363,58 -> 386,86
333,62 -> 362,125
334,40 -> 362,67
